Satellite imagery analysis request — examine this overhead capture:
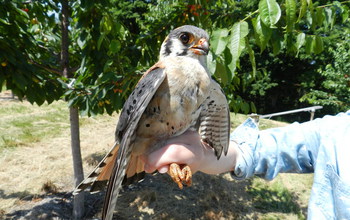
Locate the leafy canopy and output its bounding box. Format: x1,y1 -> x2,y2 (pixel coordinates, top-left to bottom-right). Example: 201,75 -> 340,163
1,0 -> 349,117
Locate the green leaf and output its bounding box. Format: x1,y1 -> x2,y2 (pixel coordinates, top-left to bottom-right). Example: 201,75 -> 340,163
341,5 -> 349,22
258,0 -> 281,28
252,15 -> 272,53
245,37 -> 256,78
285,0 -> 296,32
44,83 -> 57,104
316,7 -> 325,27
109,39 -> 121,54
324,7 -> 333,30
306,0 -> 313,8
241,102 -> 250,114
96,71 -> 119,84
13,73 -> 28,90
296,32 -> 305,56
67,95 -> 80,108
103,59 -> 114,72
77,36 -> 86,49
105,103 -> 114,115
0,18 -> 11,25
13,3 -> 29,19
114,21 -> 124,35
306,10 -> 313,27
97,34 -> 105,50
297,0 -> 308,23
206,52 -> 216,75
80,99 -> 91,117
311,10 -> 317,31
228,21 -> 249,73
97,88 -> 107,99
271,29 -> 283,55
110,92 -> 122,112
214,61 -> 229,85
285,33 -> 295,53
330,8 -> 336,30
250,102 -> 257,113
305,35 -> 313,54
211,28 -> 229,55
26,84 -> 45,106
101,15 -> 113,34
312,35 -> 324,54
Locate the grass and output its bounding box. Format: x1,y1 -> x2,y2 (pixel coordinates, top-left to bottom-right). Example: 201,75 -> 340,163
248,176 -> 308,220
0,101 -> 69,149
0,93 -> 313,219
230,113 -> 289,130
0,95 -> 117,214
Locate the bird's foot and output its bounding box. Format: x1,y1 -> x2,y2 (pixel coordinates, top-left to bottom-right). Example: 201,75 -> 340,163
168,163 -> 192,189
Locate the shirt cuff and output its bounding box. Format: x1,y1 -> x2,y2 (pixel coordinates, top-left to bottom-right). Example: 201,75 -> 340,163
230,117 -> 259,180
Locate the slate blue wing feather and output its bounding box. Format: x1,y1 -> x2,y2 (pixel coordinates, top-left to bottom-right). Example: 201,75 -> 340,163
115,68 -> 164,142
102,67 -> 166,220
197,80 -> 230,159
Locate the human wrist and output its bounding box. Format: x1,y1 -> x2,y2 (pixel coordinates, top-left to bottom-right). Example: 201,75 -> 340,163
200,141 -> 238,175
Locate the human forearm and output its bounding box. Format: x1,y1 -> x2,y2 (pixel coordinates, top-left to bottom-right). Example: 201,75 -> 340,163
143,130 -> 239,175
231,117 -> 320,181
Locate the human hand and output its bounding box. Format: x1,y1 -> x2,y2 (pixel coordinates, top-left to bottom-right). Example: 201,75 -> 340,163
142,130 -> 238,175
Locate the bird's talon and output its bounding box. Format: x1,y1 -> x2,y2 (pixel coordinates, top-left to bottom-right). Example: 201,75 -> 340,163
177,181 -> 184,189
182,165 -> 192,187
168,163 -> 192,189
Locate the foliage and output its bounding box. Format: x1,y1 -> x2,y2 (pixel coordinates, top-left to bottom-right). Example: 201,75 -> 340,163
203,0 -> 350,113
135,0 -> 349,114
0,0 -> 63,105
1,0 -> 349,117
300,40 -> 350,113
64,0 -> 131,116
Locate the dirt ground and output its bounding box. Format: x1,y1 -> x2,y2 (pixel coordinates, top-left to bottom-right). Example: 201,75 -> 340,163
0,92 -> 311,220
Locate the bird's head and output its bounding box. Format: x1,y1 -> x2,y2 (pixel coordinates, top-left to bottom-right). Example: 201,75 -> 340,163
159,25 -> 209,64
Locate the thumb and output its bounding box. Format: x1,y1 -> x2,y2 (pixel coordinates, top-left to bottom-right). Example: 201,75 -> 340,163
157,166 -> 169,174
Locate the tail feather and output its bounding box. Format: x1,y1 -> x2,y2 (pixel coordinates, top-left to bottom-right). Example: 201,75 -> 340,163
125,155 -> 145,178
122,155 -> 146,185
73,142 -> 147,196
73,142 -> 119,195
102,137 -> 132,220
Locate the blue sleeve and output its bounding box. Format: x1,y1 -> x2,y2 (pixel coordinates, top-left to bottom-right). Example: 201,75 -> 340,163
230,115 -> 324,180
230,111 -> 350,219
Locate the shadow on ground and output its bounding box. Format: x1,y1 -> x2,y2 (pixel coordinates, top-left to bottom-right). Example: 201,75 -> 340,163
2,172 -> 305,220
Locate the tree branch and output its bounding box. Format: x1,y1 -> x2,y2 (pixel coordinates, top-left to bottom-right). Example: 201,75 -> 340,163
29,59 -> 62,76
317,0 -> 350,8
29,59 -> 79,77
241,9 -> 259,22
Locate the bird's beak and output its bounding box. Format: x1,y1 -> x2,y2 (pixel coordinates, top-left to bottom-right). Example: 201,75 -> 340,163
190,38 -> 209,55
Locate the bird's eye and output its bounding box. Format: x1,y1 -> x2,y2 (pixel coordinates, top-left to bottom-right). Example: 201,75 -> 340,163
179,33 -> 190,44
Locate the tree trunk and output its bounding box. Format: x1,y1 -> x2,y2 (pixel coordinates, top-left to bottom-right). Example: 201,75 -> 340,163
69,107 -> 85,219
60,0 -> 85,219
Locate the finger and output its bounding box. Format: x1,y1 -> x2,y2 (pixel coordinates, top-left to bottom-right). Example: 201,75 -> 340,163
144,144 -> 192,172
143,145 -> 172,172
158,165 -> 169,174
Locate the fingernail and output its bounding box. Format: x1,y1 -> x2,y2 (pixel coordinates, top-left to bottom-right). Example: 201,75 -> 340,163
158,166 -> 168,174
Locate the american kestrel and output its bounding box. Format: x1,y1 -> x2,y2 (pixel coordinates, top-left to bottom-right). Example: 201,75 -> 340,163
74,25 -> 230,220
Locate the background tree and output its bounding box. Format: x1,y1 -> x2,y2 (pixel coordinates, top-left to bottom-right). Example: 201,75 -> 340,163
0,0 -> 63,104
300,31 -> 350,115
2,0 -> 349,117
